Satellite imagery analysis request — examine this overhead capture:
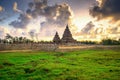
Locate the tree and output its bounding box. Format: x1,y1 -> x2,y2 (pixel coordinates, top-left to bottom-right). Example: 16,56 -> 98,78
5,34 -> 13,44
101,39 -> 120,45
5,34 -> 13,40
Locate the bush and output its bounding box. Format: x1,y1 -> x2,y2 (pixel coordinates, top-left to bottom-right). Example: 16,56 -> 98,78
80,41 -> 97,44
2,61 -> 14,66
24,68 -> 35,73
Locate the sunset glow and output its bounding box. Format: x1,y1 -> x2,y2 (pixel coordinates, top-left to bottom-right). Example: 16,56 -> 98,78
0,0 -> 120,41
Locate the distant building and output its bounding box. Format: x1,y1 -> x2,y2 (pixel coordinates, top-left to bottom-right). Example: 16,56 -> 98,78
53,25 -> 76,44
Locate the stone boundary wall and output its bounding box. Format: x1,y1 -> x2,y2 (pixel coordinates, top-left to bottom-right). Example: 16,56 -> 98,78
0,43 -> 119,52
58,44 -> 120,52
0,43 -> 58,51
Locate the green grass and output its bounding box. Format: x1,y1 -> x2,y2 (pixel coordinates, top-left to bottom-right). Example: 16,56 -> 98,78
0,49 -> 120,80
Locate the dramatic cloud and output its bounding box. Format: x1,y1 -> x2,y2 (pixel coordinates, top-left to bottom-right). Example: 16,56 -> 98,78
90,0 -> 120,21
10,0 -> 73,29
75,19 -> 120,41
88,0 -> 120,40
9,14 -> 30,29
29,0 -> 72,26
9,0 -> 73,39
10,2 -> 33,29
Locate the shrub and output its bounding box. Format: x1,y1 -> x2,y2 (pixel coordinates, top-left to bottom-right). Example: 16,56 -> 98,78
101,39 -> 120,45
2,61 -> 14,66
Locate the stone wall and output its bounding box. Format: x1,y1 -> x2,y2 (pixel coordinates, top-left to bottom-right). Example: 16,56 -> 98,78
0,43 -> 58,51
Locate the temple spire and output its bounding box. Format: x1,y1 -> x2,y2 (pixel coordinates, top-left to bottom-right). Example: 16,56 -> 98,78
53,32 -> 61,44
61,25 -> 76,43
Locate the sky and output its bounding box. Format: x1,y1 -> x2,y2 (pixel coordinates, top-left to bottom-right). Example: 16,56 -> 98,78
0,0 -> 120,41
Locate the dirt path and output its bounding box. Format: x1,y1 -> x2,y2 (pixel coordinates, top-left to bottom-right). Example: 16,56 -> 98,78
0,50 -> 33,52
59,45 -> 120,50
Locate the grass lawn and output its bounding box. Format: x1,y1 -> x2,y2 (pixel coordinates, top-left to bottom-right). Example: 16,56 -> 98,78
0,49 -> 120,80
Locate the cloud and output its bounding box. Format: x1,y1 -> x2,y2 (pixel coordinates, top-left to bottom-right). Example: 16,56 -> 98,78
74,19 -> 120,41
9,14 -> 30,29
13,2 -> 24,14
89,0 -> 120,21
0,6 -> 4,12
29,0 -> 73,26
81,21 -> 95,34
10,0 -> 73,28
10,0 -> 73,39
13,2 -> 33,19
88,0 -> 120,40
10,2 -> 33,29
0,27 -> 5,38
0,17 -> 6,22
0,26 -> 9,39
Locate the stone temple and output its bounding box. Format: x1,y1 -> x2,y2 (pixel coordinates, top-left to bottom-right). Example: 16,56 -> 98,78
53,32 -> 61,44
53,25 -> 76,44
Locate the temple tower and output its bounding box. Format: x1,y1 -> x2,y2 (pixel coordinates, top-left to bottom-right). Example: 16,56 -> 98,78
53,32 -> 61,44
61,25 -> 76,43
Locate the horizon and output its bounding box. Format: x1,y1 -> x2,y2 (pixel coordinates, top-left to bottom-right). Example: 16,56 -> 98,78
0,0 -> 120,41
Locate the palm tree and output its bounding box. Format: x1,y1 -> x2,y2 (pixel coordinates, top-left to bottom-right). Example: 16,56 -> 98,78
5,34 -> 13,44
